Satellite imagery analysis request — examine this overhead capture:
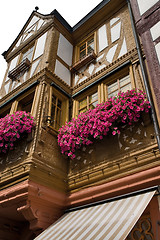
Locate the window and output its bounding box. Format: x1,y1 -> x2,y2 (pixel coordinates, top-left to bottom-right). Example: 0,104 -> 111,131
17,91 -> 35,113
79,91 -> 98,114
0,104 -> 11,118
79,36 -> 94,60
8,87 -> 36,115
72,66 -> 135,118
51,94 -> 62,130
8,45 -> 34,80
48,87 -> 69,132
21,45 -> 34,62
70,34 -> 97,72
106,75 -> 131,99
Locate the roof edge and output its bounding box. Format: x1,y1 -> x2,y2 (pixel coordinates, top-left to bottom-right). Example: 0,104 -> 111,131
72,0 -> 111,31
50,9 -> 73,32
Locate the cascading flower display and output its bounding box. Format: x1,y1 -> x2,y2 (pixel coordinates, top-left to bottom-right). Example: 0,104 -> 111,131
58,90 -> 151,159
0,111 -> 35,153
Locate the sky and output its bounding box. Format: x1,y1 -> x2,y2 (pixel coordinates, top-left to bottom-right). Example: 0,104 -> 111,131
0,0 -> 102,88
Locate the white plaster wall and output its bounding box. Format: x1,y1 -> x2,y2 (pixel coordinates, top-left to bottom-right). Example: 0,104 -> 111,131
57,34 -> 73,66
34,32 -> 47,60
150,21 -> 160,41
88,63 -> 94,75
9,55 -> 19,71
106,44 -> 118,63
4,81 -> 10,94
37,19 -> 45,30
137,0 -> 159,15
118,38 -> 127,58
110,17 -> 120,26
30,59 -> 41,77
27,16 -> 39,30
55,60 -> 71,85
95,64 -> 106,73
155,42 -> 160,65
111,22 -> 121,43
78,76 -> 87,84
98,24 -> 108,52
75,74 -> 79,85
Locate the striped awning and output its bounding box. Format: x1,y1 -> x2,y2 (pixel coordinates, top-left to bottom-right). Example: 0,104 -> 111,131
35,190 -> 155,240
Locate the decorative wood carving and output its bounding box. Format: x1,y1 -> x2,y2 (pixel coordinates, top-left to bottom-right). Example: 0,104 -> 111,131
8,58 -> 31,80
68,115 -> 158,192
126,215 -> 154,240
70,52 -> 97,72
0,132 -> 33,169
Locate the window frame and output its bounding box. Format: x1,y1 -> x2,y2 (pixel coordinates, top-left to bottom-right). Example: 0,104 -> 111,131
9,87 -> 36,115
103,66 -> 135,101
75,32 -> 97,62
72,65 -> 135,118
0,103 -> 12,118
78,91 -> 99,114
73,85 -> 99,118
18,44 -> 35,65
48,86 -> 69,132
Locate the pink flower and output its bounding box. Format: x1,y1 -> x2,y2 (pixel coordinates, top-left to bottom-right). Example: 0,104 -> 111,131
57,90 -> 150,159
0,111 -> 35,153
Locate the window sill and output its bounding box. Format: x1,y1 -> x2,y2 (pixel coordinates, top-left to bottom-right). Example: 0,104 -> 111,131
8,58 -> 31,80
70,52 -> 97,73
47,125 -> 59,136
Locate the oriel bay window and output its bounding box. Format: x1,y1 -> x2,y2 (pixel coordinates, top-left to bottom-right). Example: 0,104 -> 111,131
48,87 -> 69,131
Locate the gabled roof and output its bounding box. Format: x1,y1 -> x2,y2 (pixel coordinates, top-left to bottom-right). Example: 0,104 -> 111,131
2,0 -> 123,59
2,11 -> 53,59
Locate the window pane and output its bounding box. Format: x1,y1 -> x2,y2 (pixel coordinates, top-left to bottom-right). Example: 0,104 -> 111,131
108,90 -> 118,98
57,99 -> 62,108
21,100 -> 33,112
80,43 -> 86,51
79,37 -> 94,59
119,75 -> 130,87
56,109 -> 62,129
80,50 -> 86,59
18,91 -> 34,113
51,94 -> 62,130
79,98 -> 87,109
79,107 -> 87,113
120,83 -> 131,92
87,45 -> 94,54
51,105 -> 55,123
89,100 -> 98,109
87,38 -> 94,45
108,81 -> 118,94
89,92 -> 98,103
52,94 -> 57,104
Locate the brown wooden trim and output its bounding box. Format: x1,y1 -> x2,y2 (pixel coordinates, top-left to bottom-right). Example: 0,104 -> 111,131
56,55 -> 70,70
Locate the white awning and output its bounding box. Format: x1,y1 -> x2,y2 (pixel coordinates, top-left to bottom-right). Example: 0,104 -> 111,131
35,190 -> 155,240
